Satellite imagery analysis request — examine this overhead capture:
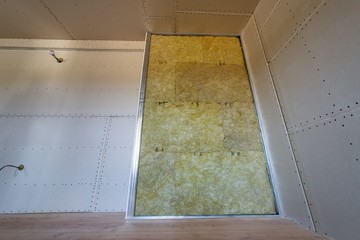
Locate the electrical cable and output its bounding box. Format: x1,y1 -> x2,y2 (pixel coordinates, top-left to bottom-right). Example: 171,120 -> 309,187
0,164 -> 24,172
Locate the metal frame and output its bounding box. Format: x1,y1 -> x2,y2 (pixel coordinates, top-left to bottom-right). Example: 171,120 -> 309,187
149,32 -> 241,37
126,32 -> 279,219
126,32 -> 151,219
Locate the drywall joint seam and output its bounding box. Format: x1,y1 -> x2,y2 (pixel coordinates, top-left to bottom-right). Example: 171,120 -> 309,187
253,16 -> 316,231
268,0 -> 327,63
39,0 -> 75,40
0,47 -> 144,52
174,0 -> 178,33
177,7 -> 253,15
146,16 -> 175,20
92,117 -> 111,211
259,0 -> 280,32
142,0 -> 151,32
0,114 -> 136,118
176,10 -> 252,16
288,106 -> 360,133
0,39 -> 145,50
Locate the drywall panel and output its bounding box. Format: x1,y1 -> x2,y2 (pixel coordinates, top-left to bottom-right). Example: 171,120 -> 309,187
0,49 -> 142,116
176,13 -> 250,35
0,0 -> 71,39
0,40 -> 143,213
146,18 -> 176,33
0,148 -> 101,185
94,147 -> 134,212
242,18 -> 313,229
268,34 -> 325,127
259,0 -> 323,60
291,109 -> 360,240
42,0 -> 145,40
0,184 -> 94,213
144,0 -> 175,18
177,0 -> 259,14
0,88 -> 138,116
0,117 -> 106,148
94,116 -> 136,212
258,0 -> 360,239
0,117 -> 105,212
269,0 -> 360,126
254,0 -> 278,30
271,0 -> 360,129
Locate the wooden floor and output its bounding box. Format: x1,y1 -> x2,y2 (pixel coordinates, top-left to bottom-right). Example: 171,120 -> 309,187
0,213 -> 327,240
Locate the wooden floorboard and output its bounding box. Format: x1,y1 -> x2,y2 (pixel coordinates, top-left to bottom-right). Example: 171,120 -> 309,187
0,212 -> 328,240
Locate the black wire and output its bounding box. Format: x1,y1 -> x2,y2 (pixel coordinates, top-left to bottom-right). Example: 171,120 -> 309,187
0,165 -> 21,171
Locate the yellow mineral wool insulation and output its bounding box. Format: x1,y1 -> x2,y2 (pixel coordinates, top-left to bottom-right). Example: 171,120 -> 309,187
136,151 -> 275,216
135,152 -> 176,216
221,102 -> 263,151
175,63 -> 250,103
174,151 -> 275,215
135,35 -> 276,216
174,36 -> 204,64
146,63 -> 176,102
202,36 -> 245,65
149,35 -> 177,65
141,102 -> 225,153
149,35 -> 245,66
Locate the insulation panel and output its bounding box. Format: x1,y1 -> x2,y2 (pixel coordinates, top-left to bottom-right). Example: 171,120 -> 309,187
134,35 -> 276,216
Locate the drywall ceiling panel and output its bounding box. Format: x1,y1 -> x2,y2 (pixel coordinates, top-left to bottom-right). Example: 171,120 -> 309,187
146,18 -> 176,33
144,0 -> 175,18
42,0 -> 145,40
260,0 -> 323,60
254,0 -> 279,30
0,0 -> 71,39
177,0 -> 259,14
176,13 -> 250,35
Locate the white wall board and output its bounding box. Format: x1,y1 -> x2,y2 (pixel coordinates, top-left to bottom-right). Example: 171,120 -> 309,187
0,41 -> 143,213
242,17 -> 313,230
253,0 -> 360,239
